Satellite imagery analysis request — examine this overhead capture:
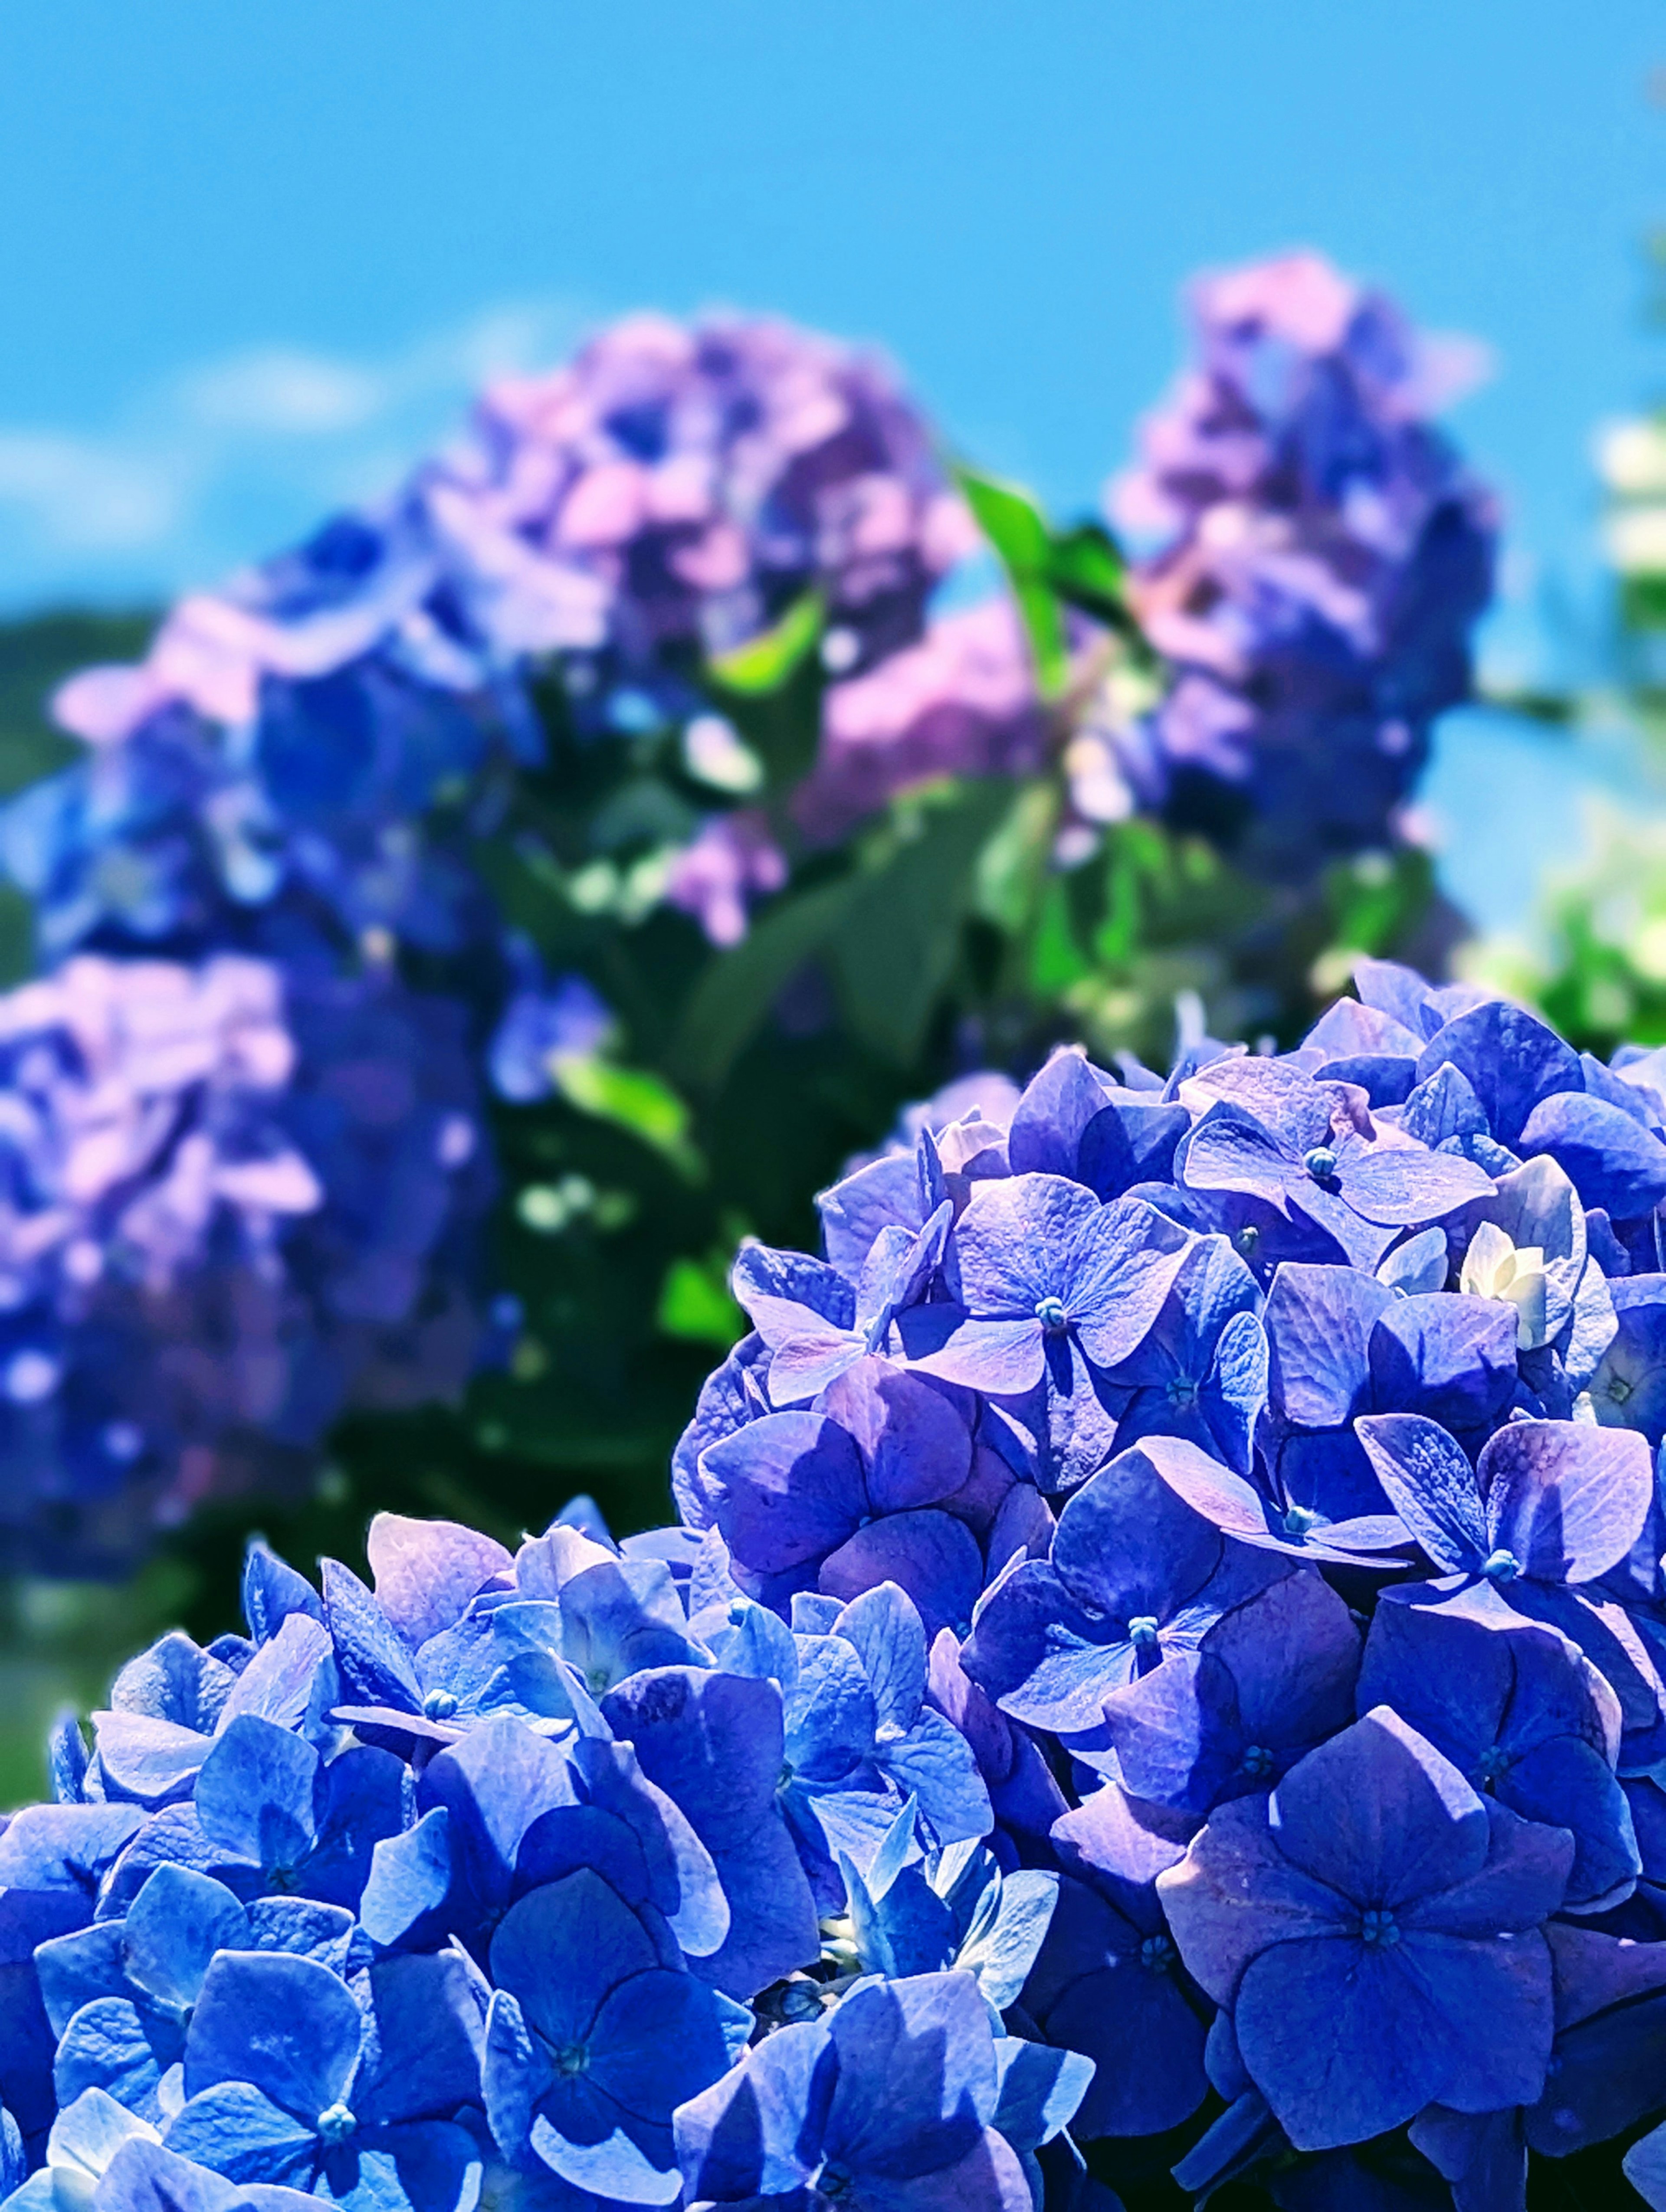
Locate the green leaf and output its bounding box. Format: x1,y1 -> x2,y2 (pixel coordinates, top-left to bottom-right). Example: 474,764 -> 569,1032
551,1056 -> 705,1181
0,882 -> 35,990
954,465 -> 1068,695
974,782 -> 1058,936
657,1252 -> 746,1347
827,780 -> 1015,1064
707,590 -> 825,695
669,873 -> 859,1090
958,468 -> 1053,571
1046,523 -> 1132,629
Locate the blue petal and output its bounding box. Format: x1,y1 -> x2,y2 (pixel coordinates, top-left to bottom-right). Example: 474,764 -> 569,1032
1353,1414 -> 1488,1574
193,1720 -> 320,1877
183,1952 -> 361,2117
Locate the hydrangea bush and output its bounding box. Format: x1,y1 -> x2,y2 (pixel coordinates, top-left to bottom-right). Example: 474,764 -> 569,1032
6,960 -> 1666,2208
0,253 -> 1495,1575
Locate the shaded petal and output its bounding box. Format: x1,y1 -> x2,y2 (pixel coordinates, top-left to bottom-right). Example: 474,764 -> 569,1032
705,1414 -> 866,1577
1270,1708 -> 1489,1910
1353,1414 -> 1487,1575
1518,1091 -> 1666,1220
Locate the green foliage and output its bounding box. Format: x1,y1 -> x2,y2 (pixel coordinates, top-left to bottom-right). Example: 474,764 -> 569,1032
1469,805 -> 1666,1056
0,606 -> 1452,1634
0,609 -> 154,794
955,465 -> 1146,697
956,468 -> 1070,694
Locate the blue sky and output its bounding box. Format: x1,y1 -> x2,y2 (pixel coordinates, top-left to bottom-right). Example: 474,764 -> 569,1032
0,1 -> 1659,923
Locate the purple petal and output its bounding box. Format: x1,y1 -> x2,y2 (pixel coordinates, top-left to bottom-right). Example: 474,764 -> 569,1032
704,1412 -> 866,1577
1180,1105 -> 1300,1211
1353,1413 -> 1488,1575
817,1360 -> 972,1513
818,1513 -> 985,1641
1415,1002 -> 1582,1147
1066,1198 -> 1193,1371
1272,1707 -> 1489,1908
1479,1419 -> 1653,1585
1264,1263 -> 1392,1429
1007,1049 -> 1117,1181
365,1515 -> 512,1649
1368,1293 -> 1518,1434
900,1308 -> 1046,1395
1334,1141 -> 1494,1227
1155,1795 -> 1352,2005
1518,1090 -> 1666,1221
950,1175 -> 1102,1317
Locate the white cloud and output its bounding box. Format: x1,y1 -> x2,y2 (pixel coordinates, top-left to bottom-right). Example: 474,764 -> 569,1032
176,348 -> 387,436
0,294 -> 600,605
0,433 -> 181,549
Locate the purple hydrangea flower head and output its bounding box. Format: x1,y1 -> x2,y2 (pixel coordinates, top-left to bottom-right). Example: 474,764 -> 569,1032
1157,1705 -> 1573,2151
712,1582 -> 990,1910
1112,250 -> 1497,877
458,313 -> 978,688
40,1865 -> 357,2125
1096,1232 -> 1268,1473
794,600 -> 1045,844
897,1175 -> 1194,1395
1030,1783 -> 1211,2140
0,955 -> 497,1568
1176,1055 -> 1494,1273
1101,1567 -> 1361,1816
1352,1412 -> 1653,1594
1358,1583 -> 1638,1911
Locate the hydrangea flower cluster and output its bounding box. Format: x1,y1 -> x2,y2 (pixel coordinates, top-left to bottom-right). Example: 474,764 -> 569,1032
1111,252 -> 1497,879
0,952 -> 495,1570
0,1516 -> 1090,2212
9,960 -> 1666,2207
668,955 -> 1666,2198
8,312 -> 1033,971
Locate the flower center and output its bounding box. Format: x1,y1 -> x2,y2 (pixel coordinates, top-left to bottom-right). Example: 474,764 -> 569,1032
1240,1744 -> 1275,1778
421,1689 -> 458,1721
1127,1616 -> 1161,1649
1302,1146 -> 1338,1182
1359,1910 -> 1400,1947
1167,1375 -> 1200,1409
315,2104 -> 357,2146
1281,1504 -> 1320,1538
1475,1743 -> 1511,1785
553,2043 -> 590,2078
1233,1225 -> 1261,1258
817,2162 -> 854,2201
1482,1548 -> 1522,1584
1139,1934 -> 1174,1974
1607,1375 -> 1634,1405
1034,1296 -> 1069,1333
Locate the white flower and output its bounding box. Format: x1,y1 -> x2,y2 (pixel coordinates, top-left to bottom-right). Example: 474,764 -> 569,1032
1459,1221 -> 1549,1349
